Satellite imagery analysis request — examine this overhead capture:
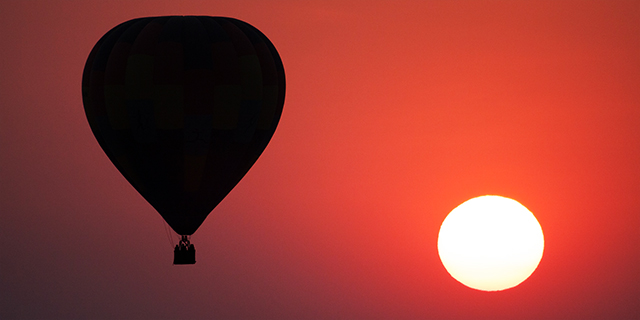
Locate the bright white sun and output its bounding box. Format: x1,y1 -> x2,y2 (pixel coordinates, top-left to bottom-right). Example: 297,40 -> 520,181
437,195 -> 544,291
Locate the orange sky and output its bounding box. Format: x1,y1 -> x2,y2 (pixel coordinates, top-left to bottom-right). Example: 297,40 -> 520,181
1,1 -> 639,319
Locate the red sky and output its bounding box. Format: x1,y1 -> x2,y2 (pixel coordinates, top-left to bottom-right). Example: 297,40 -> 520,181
1,0 -> 639,319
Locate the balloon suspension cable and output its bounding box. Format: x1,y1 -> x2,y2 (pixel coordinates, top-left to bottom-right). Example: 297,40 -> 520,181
162,220 -> 175,247
173,235 -> 196,265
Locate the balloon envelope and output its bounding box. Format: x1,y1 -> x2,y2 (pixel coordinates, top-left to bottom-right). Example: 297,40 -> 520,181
82,16 -> 285,235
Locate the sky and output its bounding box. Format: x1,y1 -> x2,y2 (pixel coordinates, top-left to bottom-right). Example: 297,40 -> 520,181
1,0 -> 639,319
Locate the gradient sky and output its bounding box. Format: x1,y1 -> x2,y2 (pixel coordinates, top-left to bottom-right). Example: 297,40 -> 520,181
1,1 -> 639,319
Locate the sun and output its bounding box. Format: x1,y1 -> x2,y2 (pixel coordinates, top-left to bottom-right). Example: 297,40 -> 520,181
437,195 -> 544,291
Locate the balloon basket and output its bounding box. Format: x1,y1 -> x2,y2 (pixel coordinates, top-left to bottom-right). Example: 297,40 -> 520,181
173,236 -> 196,265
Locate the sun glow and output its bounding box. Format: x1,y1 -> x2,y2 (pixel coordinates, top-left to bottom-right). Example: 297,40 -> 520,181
437,195 -> 544,291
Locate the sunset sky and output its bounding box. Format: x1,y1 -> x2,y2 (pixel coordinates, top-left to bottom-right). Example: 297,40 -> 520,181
1,1 -> 639,319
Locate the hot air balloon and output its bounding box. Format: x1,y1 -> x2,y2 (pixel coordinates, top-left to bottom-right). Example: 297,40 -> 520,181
82,16 -> 285,264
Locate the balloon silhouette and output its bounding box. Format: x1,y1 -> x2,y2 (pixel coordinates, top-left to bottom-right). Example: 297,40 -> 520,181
82,16 -> 285,263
